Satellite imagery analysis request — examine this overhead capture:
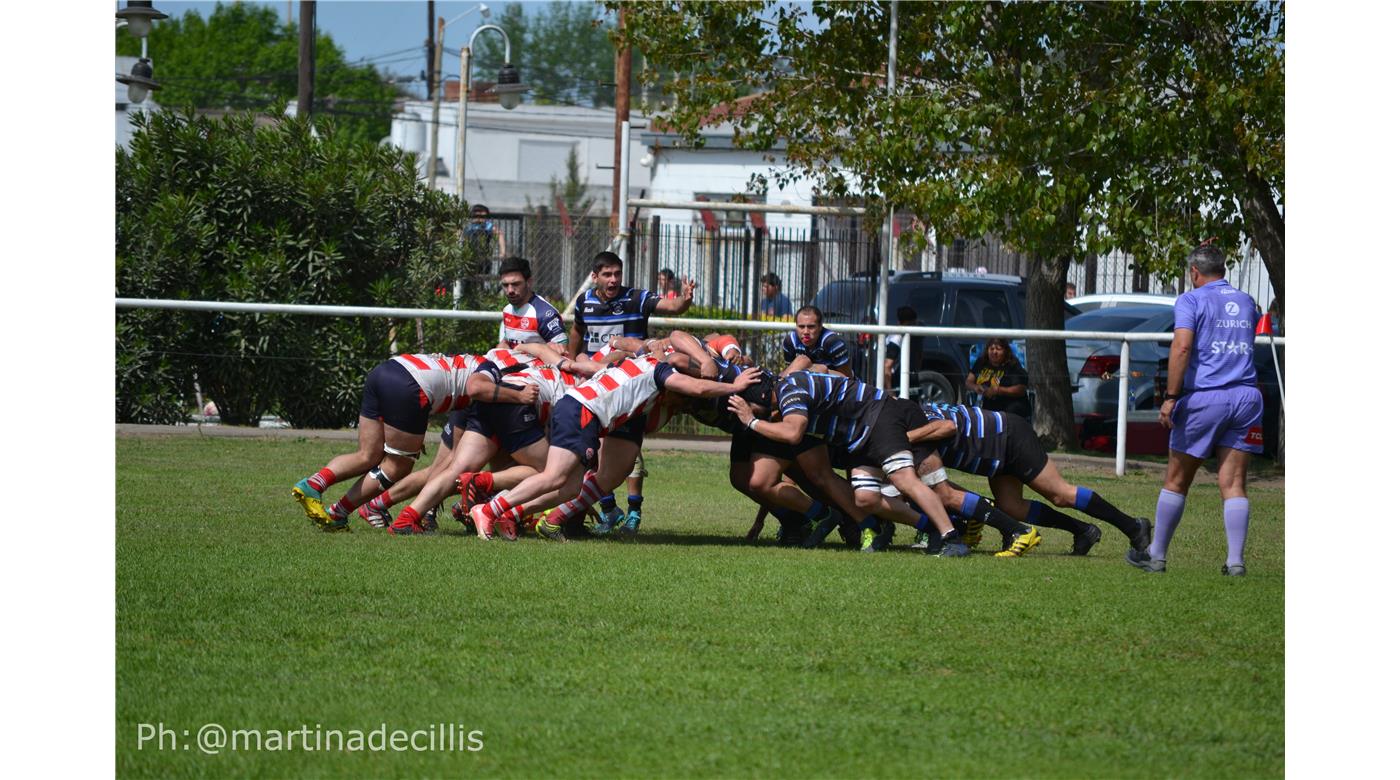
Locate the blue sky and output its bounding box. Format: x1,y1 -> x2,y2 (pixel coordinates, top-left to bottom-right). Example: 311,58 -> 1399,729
148,1 -> 560,94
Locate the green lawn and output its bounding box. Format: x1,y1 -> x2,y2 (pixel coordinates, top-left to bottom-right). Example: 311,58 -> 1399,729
116,434 -> 1283,778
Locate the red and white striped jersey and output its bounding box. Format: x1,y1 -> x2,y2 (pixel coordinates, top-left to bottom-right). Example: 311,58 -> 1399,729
502,365 -> 579,423
499,293 -> 567,347
565,356 -> 676,433
390,353 -> 496,414
483,348 -> 546,372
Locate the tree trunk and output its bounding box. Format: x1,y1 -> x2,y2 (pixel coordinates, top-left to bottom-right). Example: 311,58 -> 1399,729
1239,169 -> 1285,332
1026,253 -> 1077,449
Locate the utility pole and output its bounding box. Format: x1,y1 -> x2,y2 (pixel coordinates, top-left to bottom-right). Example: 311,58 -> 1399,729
426,16 -> 445,186
610,6 -> 632,232
297,2 -> 315,117
425,1 -> 435,100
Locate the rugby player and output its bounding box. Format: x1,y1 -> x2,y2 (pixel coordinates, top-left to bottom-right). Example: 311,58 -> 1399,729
470,355 -> 761,541
388,355 -> 600,538
290,353 -> 536,532
1127,243 -> 1264,576
729,371 -> 971,556
779,306 -> 852,378
664,331 -> 853,545
495,256 -> 568,362
911,402 -> 1151,555
568,251 -> 697,535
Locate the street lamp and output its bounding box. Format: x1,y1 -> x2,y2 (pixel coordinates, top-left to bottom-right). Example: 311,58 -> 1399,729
426,5 -> 490,185
115,2 -> 167,104
117,58 -> 161,104
456,25 -> 528,200
116,0 -> 167,39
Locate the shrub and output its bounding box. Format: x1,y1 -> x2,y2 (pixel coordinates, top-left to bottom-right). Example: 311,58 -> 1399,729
116,112 -> 472,426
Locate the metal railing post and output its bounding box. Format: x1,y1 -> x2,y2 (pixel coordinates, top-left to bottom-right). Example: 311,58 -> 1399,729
1116,339 -> 1130,476
899,332 -> 911,399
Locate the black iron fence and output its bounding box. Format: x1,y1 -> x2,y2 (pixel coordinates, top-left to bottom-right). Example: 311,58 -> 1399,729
483,214 -> 1275,313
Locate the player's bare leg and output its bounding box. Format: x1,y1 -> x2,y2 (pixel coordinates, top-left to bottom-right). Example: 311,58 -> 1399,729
473,445 -> 586,541
389,431 -> 497,535
293,415 -> 386,526
321,421 -> 423,532
548,437 -> 640,537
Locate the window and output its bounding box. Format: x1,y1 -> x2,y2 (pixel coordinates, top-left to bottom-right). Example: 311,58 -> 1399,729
951,289 -> 1011,328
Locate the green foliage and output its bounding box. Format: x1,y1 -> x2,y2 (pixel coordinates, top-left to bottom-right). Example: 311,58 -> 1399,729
472,2 -> 617,108
116,111 -> 472,426
115,2 -> 400,144
617,0 -> 1285,444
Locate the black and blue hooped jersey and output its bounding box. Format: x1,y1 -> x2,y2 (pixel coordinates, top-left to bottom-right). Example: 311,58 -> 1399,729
777,371 -> 885,452
573,287 -> 661,353
920,403 -> 1010,476
781,328 -> 851,370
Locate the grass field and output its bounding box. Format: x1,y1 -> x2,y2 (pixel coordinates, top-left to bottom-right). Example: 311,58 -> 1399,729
116,434 -> 1284,778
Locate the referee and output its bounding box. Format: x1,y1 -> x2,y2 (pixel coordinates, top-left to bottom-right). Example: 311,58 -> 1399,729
1127,243 -> 1265,576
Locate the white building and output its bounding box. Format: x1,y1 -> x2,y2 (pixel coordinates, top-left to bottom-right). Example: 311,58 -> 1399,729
388,98 -> 648,213
638,123 -> 821,232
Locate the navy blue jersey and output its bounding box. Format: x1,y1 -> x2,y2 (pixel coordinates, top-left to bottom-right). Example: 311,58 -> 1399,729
574,287 -> 661,353
777,371 -> 885,452
684,358 -> 745,434
781,328 -> 851,370
919,403 -> 1011,476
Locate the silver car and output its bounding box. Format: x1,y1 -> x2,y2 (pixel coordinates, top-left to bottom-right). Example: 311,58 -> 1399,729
1065,306 -> 1177,420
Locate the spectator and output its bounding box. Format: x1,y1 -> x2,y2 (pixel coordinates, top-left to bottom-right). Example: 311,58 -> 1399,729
966,337 -> 1032,420
759,272 -> 794,319
657,268 -> 681,299
1065,282 -> 1078,299
465,203 -> 507,265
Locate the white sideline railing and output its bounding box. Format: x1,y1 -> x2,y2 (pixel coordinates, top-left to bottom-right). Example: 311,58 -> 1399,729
116,298 -> 1285,476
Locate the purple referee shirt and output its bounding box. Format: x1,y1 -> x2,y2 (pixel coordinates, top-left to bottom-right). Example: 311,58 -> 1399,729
1174,279 -> 1258,391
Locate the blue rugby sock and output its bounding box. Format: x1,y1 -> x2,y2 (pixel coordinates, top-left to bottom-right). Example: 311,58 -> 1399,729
599,494 -> 618,512
627,494 -> 643,512
803,500 -> 828,521
960,492 -> 1025,536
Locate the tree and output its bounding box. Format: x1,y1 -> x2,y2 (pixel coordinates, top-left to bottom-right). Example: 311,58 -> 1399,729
116,111 -> 475,427
471,2 -> 617,108
1100,2 -> 1285,328
619,1 -> 1283,446
115,2 -> 399,145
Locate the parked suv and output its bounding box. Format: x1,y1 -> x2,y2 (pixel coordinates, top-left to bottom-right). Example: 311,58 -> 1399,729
811,270 -> 1082,403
